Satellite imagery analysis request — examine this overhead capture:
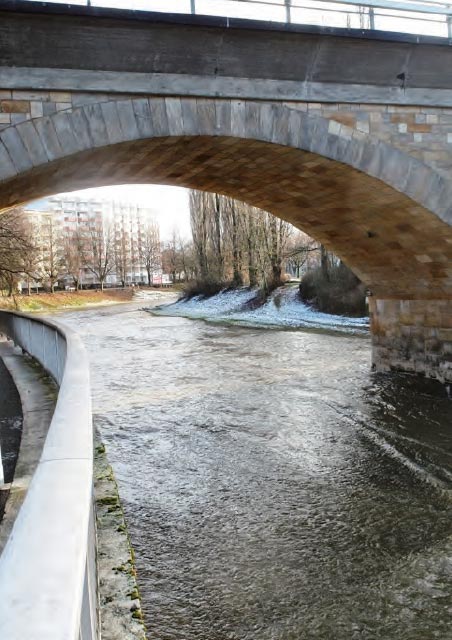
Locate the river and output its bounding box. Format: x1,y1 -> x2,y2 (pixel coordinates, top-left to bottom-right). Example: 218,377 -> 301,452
60,299 -> 452,640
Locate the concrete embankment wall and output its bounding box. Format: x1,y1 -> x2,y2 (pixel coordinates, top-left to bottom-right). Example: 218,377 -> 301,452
0,316 -> 146,639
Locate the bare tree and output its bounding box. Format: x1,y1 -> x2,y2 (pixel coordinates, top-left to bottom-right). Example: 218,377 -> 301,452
189,190 -> 209,281
285,232 -> 320,279
84,219 -> 115,291
162,228 -> 185,283
114,230 -> 131,288
61,231 -> 86,290
33,214 -> 66,293
187,190 -> 309,294
0,209 -> 37,295
222,197 -> 243,287
139,219 -> 161,286
176,234 -> 196,282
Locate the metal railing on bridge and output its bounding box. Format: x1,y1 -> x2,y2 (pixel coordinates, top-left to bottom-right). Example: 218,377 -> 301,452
21,0 -> 452,39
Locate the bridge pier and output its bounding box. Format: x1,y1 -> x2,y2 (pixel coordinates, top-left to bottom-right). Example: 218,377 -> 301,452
370,299 -> 452,384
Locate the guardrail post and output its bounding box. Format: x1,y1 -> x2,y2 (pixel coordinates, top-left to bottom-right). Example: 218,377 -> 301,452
285,0 -> 292,23
369,7 -> 375,29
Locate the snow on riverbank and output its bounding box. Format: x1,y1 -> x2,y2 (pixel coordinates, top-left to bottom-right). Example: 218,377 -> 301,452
147,286 -> 369,333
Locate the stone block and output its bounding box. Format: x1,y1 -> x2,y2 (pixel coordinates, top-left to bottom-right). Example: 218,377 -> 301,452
0,127 -> 33,172
272,105 -> 291,145
287,109 -> 304,147
50,92 -> 72,103
0,100 -> 29,114
407,123 -> 432,133
11,114 -> 30,125
214,100 -> 231,136
56,102 -> 72,112
404,160 -> 438,206
116,100 -> 139,141
51,111 -> 80,154
12,91 -> 48,101
230,100 -> 246,138
15,121 -> 48,166
165,98 -> 183,136
330,112 -> 356,128
0,140 -> 17,180
390,113 -> 415,123
43,102 -> 57,116
180,99 -> 199,136
356,120 -> 370,134
132,98 -> 154,138
30,102 -> 43,119
257,102 -> 274,143
309,117 -> 330,156
379,146 -> 411,192
69,108 -> 93,151
71,93 -> 110,107
34,116 -> 63,162
83,104 -> 109,148
328,119 -> 341,136
245,101 -> 261,139
149,99 -> 169,136
196,99 -> 215,136
100,102 -> 123,145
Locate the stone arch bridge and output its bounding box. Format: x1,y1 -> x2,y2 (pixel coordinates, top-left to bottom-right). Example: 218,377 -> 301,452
1,1 -> 452,381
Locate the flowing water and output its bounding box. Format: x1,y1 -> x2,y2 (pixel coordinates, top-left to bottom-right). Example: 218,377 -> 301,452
60,299 -> 452,640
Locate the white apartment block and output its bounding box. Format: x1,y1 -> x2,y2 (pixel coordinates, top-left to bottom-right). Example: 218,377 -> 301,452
25,195 -> 162,288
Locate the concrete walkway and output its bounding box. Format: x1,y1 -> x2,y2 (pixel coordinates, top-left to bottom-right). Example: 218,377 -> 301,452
0,341 -> 56,553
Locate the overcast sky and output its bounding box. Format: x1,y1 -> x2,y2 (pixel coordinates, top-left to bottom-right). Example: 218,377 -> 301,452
22,0 -> 448,36
30,185 -> 192,241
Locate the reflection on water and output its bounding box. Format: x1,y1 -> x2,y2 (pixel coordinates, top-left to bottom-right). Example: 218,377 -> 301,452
60,302 -> 452,640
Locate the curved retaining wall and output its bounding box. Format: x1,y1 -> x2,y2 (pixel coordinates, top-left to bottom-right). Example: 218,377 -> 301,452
0,311 -> 98,640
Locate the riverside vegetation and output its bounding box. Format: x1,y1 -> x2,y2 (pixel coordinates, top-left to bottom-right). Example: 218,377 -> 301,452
185,191 -> 367,317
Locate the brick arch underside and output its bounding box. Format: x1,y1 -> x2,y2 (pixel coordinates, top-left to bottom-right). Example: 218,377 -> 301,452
1,133 -> 451,300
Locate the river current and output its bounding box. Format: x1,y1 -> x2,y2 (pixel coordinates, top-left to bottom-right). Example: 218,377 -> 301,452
60,299 -> 452,640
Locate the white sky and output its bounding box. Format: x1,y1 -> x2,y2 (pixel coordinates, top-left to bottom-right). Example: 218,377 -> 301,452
30,185 -> 192,241
22,0 -> 450,37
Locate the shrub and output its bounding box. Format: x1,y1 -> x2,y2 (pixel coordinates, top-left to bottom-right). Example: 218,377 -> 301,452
181,279 -> 231,300
299,262 -> 368,317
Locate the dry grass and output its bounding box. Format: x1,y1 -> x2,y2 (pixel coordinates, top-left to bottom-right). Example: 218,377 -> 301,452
0,289 -> 133,313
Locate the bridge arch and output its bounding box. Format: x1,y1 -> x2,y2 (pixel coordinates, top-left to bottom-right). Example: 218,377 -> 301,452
1,96 -> 452,379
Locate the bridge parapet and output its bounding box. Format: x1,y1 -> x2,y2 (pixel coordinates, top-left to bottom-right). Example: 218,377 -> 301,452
0,312 -> 97,640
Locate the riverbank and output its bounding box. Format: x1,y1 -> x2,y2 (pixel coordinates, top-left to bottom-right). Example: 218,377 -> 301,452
0,289 -> 135,313
94,433 -> 147,640
147,285 -> 369,333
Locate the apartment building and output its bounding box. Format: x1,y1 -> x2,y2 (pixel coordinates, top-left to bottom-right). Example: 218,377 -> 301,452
24,196 -> 162,289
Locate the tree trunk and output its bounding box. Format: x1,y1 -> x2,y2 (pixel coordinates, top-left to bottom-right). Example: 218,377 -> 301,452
320,245 -> 329,281
213,194 -> 223,280
231,204 -> 243,287
269,217 -> 281,288
246,212 -> 258,288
